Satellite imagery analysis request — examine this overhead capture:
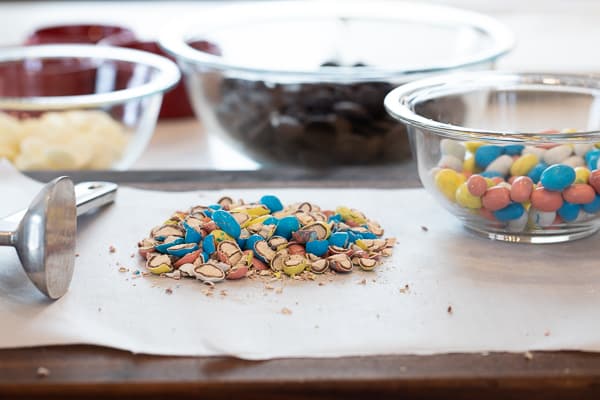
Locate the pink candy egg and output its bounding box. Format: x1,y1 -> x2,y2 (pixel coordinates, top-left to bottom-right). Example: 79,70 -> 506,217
510,176 -> 534,203
531,187 -> 563,212
589,170 -> 600,193
479,208 -> 496,221
563,184 -> 596,204
482,186 -> 511,211
467,175 -> 487,197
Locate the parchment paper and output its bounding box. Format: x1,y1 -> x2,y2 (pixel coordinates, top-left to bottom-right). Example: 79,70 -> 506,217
1,161 -> 600,359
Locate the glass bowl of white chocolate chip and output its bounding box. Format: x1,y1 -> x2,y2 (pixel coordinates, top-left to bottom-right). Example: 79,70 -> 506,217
385,72 -> 600,244
0,44 -> 180,170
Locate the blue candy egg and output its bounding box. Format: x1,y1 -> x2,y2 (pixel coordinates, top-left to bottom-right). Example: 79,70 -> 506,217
475,145 -> 504,168
244,234 -> 264,251
527,162 -> 548,184
236,236 -> 247,249
540,164 -> 576,191
583,194 -> 600,213
347,230 -> 360,243
183,222 -> 202,244
503,145 -> 525,156
155,237 -> 184,253
202,234 -> 216,255
202,252 -> 210,263
480,170 -> 503,178
305,240 -> 329,257
360,232 -> 378,240
167,243 -> 199,257
208,204 -> 222,210
212,210 -> 241,238
263,216 -> 279,226
558,201 -> 580,222
586,149 -> 600,170
204,209 -> 213,218
493,203 -> 524,221
328,213 -> 342,223
274,215 -> 300,239
328,232 -> 349,248
260,195 -> 284,212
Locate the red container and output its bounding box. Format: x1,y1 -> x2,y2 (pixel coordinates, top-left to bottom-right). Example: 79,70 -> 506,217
100,34 -> 220,119
25,24 -> 135,45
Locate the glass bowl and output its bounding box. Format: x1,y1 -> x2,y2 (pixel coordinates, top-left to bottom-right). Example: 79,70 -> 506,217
159,1 -> 513,167
0,44 -> 180,170
385,71 -> 600,244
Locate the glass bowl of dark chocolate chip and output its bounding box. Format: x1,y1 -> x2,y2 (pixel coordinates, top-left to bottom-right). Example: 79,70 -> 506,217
160,1 -> 513,167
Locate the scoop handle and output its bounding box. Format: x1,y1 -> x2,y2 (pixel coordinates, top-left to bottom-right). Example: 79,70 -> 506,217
1,181 -> 118,224
74,181 -> 118,217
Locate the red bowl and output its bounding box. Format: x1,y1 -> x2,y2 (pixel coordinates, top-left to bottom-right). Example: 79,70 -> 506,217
25,24 -> 135,45
100,34 -> 221,119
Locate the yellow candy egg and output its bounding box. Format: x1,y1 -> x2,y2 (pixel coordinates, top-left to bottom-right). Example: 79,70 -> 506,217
575,166 -> 591,184
434,168 -> 465,202
455,182 -> 482,209
465,141 -> 484,154
212,230 -> 234,242
510,153 -> 538,176
462,156 -> 476,174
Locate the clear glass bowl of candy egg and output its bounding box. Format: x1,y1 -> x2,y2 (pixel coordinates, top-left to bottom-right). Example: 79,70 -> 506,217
159,1 -> 513,167
0,44 -> 180,170
385,72 -> 600,244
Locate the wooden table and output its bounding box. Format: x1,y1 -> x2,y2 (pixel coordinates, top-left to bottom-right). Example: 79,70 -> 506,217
2,166 -> 600,400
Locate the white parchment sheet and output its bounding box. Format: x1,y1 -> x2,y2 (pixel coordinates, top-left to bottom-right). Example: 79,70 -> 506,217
1,161 -> 600,359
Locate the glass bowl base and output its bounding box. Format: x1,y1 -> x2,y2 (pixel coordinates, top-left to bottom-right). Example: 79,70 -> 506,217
464,224 -> 599,244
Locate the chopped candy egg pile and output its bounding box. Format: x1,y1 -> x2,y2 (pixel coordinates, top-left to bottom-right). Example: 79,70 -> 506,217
137,195 -> 396,284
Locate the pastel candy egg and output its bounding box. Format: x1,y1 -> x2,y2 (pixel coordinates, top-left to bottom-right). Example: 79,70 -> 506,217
480,171 -> 503,179
530,187 -> 563,212
434,168 -> 465,202
467,175 -> 487,197
590,170 -> 600,193
244,234 -> 265,251
494,202 -> 524,221
562,184 -> 596,204
586,150 -> 600,170
507,212 -> 528,232
440,138 -> 466,160
328,232 -> 350,248
212,210 -> 241,238
463,156 -> 476,174
510,176 -> 534,203
465,141 -> 484,154
202,234 -> 216,255
455,182 -> 482,209
503,144 -> 525,156
475,145 -> 503,169
437,154 -> 463,172
155,237 -> 184,253
574,167 -> 591,184
510,153 -> 538,176
527,162 -> 548,184
482,186 -> 511,211
543,144 -> 573,165
540,164 -> 575,191
529,209 -> 556,227
485,154 -> 513,176
305,240 -> 329,257
562,155 -> 585,168
260,195 -> 284,212
183,222 -> 202,244
479,207 -> 496,221
522,146 -> 547,159
557,201 -> 580,222
582,194 -> 600,213
274,215 -> 300,239
574,143 -> 594,157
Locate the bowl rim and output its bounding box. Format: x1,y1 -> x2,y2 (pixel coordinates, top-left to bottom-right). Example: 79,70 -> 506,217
159,0 -> 514,81
0,44 -> 181,110
384,71 -> 600,142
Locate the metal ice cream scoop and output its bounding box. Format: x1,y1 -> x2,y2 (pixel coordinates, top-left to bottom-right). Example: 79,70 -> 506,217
0,177 -> 117,299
